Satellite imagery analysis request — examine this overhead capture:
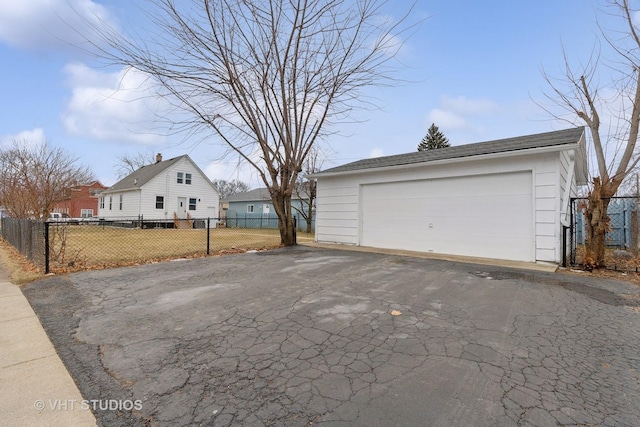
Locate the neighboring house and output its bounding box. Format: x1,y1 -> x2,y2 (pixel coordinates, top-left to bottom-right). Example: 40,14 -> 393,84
224,188 -> 315,231
98,154 -> 220,222
310,127 -> 588,264
52,181 -> 107,218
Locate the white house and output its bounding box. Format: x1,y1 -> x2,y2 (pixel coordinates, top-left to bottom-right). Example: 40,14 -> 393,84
310,127 -> 588,264
99,154 -> 220,222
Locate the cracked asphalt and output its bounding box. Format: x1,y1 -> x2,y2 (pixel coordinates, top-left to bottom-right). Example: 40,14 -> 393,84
23,247 -> 640,426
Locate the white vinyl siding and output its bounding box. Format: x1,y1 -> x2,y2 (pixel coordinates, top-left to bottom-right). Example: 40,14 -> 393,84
315,150 -> 579,263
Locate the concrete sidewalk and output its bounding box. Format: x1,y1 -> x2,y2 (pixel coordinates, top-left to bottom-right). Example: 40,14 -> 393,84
0,265 -> 96,427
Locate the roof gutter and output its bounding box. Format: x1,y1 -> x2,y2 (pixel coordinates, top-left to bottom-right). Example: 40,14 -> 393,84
102,187 -> 142,194
309,143 -> 582,179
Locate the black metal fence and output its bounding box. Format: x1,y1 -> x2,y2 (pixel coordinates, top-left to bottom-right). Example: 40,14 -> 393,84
1,218 -> 46,269
2,216 -> 311,274
567,197 -> 640,270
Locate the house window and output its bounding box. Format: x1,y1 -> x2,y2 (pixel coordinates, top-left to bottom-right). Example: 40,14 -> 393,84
119,194 -> 123,210
99,197 -> 104,209
109,196 -> 112,210
185,173 -> 192,185
177,172 -> 183,184
189,198 -> 197,211
80,209 -> 93,218
247,204 -> 254,213
156,196 -> 164,209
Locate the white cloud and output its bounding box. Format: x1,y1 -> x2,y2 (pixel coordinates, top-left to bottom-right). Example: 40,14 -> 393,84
0,128 -> 47,149
425,95 -> 500,135
368,147 -> 384,158
426,109 -> 469,131
61,64 -> 170,145
0,0 -> 117,52
440,96 -> 499,116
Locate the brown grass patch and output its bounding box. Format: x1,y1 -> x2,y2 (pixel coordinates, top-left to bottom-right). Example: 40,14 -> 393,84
0,238 -> 44,285
574,245 -> 640,271
568,245 -> 640,287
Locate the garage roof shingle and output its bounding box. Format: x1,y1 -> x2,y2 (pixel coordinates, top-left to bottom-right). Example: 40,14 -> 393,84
316,127 -> 585,175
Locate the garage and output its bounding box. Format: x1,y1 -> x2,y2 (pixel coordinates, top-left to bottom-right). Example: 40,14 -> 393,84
311,127 -> 589,264
360,171 -> 533,261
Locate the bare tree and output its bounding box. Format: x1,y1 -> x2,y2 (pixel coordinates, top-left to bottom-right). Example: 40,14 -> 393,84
293,147 -> 323,233
213,179 -> 250,200
542,0 -> 640,268
0,139 -> 95,219
115,150 -> 157,179
92,0 -> 415,245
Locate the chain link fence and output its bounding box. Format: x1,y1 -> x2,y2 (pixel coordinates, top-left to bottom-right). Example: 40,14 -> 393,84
2,216 -> 312,274
568,197 -> 640,271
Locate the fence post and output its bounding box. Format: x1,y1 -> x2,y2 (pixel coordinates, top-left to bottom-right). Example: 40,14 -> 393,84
562,226 -> 567,268
293,215 -> 297,245
632,209 -> 639,256
44,221 -> 50,274
570,198 -> 576,266
206,217 -> 211,255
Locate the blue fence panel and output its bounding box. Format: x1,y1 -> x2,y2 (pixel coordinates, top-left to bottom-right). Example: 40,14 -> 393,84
575,198 -> 636,248
224,213 -> 314,232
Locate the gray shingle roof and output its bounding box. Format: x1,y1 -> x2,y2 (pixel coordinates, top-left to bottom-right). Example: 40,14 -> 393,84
315,127 -> 585,176
103,155 -> 188,193
225,188 -> 272,202
224,187 -> 307,203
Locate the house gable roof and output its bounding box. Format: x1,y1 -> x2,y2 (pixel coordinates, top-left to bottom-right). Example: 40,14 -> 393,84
225,188 -> 271,203
314,127 -> 586,177
224,187 -> 307,203
103,155 -> 218,195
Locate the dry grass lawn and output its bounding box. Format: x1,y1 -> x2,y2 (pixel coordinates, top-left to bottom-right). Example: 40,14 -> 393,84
574,245 -> 640,271
0,238 -> 44,284
48,225 -> 314,273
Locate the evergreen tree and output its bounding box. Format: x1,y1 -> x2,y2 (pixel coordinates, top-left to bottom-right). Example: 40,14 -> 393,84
418,124 -> 450,151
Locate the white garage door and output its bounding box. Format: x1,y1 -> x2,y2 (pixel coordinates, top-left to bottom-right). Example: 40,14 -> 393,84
360,171 -> 533,261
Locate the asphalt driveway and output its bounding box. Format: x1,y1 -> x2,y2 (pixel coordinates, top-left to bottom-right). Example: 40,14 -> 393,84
23,247 -> 640,426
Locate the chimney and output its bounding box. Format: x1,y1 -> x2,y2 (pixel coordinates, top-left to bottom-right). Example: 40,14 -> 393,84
156,153 -> 162,163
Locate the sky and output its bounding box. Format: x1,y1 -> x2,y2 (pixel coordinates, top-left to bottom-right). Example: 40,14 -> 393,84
0,0 -> 629,188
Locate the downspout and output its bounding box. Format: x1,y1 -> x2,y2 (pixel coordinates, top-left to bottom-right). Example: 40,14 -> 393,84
560,153 -> 576,267
560,152 -> 576,227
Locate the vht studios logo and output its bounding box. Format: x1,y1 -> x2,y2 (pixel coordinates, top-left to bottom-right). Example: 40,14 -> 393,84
34,399 -> 143,411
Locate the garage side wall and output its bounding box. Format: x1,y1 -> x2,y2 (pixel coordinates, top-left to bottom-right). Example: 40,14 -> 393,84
316,152 -> 567,263
557,149 -> 579,261
315,179 -> 360,244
